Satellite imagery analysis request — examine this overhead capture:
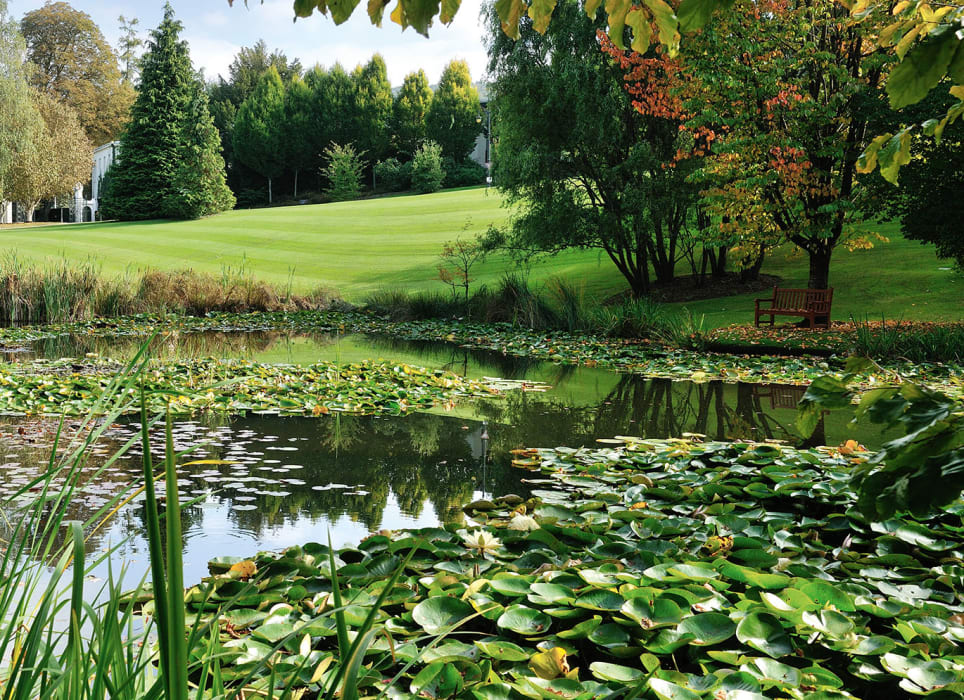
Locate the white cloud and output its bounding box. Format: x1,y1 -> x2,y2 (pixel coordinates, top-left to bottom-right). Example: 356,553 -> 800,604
185,34 -> 242,82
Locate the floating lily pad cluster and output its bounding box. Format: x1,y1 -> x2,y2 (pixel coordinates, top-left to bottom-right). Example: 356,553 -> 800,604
0,311 -> 960,395
175,437 -> 964,698
0,358 -> 497,416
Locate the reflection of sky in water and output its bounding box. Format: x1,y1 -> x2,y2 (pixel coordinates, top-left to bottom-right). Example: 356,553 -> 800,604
0,328 -> 894,586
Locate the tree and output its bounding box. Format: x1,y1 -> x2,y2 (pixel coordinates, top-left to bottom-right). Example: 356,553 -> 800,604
6,89 -> 92,221
411,141 -> 444,194
163,88 -> 236,219
20,1 -> 133,145
878,111 -> 964,268
117,15 -> 142,84
222,39 -> 302,103
0,0 -> 41,201
393,69 -> 433,158
425,60 -> 482,162
683,0 -> 891,290
284,75 -> 314,198
102,3 -> 232,221
487,2 -> 700,296
322,143 -> 365,201
351,54 -> 392,163
306,63 -> 357,186
207,40 -> 303,194
233,66 -> 287,203
438,237 -> 485,310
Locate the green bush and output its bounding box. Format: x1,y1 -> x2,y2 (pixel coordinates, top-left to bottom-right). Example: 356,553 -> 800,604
235,187 -> 267,208
442,157 -> 487,188
322,143 -> 366,202
411,141 -> 445,194
373,158 -> 412,192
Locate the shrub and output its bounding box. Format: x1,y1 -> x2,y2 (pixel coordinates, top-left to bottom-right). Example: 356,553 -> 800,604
484,275 -> 559,330
235,188 -> 267,208
373,158 -> 412,193
442,157 -> 487,188
411,141 -> 445,194
322,143 -> 366,202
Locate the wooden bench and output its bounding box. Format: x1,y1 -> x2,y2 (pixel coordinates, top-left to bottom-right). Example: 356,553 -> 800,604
754,287 -> 833,329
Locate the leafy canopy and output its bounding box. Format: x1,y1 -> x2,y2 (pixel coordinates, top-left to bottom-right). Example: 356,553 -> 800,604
20,1 -> 133,145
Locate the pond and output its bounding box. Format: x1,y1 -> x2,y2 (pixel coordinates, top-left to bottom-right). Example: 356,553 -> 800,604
0,328 -> 889,585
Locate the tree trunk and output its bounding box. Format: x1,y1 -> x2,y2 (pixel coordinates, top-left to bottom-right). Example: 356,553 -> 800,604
808,248 -> 832,289
711,246 -> 727,278
25,205 -> 36,223
268,177 -> 273,204
293,170 -> 299,199
740,245 -> 766,282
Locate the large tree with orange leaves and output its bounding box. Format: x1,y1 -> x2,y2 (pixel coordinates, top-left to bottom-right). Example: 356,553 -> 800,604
679,0 -> 892,290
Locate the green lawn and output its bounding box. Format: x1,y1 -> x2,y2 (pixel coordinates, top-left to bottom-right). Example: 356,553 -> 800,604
0,188 -> 624,301
675,225 -> 963,327
1,187 -> 960,326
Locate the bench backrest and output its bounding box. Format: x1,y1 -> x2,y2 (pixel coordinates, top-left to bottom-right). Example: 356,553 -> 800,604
770,287 -> 833,312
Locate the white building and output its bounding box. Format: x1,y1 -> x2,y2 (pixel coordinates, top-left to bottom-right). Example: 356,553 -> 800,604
87,140 -> 120,220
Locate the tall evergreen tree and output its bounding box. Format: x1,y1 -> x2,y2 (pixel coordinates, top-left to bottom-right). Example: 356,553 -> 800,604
233,66 -> 286,203
306,63 -> 357,187
393,69 -> 433,158
351,54 -> 392,163
426,60 -> 482,163
284,75 -> 314,198
103,3 -> 232,220
164,86 -> 236,218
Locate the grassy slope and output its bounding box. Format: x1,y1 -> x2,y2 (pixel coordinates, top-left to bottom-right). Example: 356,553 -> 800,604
1,187 -> 959,326
0,188 -> 621,300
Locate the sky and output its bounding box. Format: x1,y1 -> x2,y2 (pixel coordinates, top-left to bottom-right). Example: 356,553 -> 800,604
10,0 -> 491,86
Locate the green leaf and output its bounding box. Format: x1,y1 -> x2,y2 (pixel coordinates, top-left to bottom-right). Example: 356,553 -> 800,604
648,678 -> 701,700
412,597 -> 474,635
410,661 -> 464,698
677,613 -> 736,646
574,589 -> 624,611
736,612 -> 793,658
474,639 -> 531,661
589,662 -> 644,682
676,0 -> 718,33
497,605 -> 552,636
888,31 -> 960,109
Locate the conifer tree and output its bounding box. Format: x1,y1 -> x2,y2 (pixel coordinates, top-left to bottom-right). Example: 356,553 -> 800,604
393,69 -> 433,158
426,60 -> 482,163
284,75 -> 314,198
351,54 -> 392,163
163,88 -> 236,218
233,66 -> 286,203
103,3 -> 231,220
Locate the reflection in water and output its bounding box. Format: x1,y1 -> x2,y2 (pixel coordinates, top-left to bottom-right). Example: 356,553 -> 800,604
0,412 -> 526,585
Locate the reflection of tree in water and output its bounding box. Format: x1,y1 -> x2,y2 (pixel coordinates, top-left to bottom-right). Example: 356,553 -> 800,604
156,413 -> 518,535
361,335 -> 547,380
0,410 -> 530,563
473,376 -> 803,460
